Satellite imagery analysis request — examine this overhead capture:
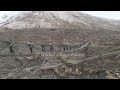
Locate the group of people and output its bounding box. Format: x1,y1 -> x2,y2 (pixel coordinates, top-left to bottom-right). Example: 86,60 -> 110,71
40,44 -> 82,52
3,40 -> 33,55
2,40 -> 84,55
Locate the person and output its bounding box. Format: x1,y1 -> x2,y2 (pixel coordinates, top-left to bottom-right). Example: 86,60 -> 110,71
58,44 -> 62,52
49,44 -> 54,52
66,44 -> 69,51
9,44 -> 14,54
27,42 -> 33,54
4,40 -> 15,55
41,44 -> 45,52
69,45 -> 72,51
63,44 -> 69,52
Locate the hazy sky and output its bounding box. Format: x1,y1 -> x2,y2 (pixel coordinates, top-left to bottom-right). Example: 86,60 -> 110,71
81,11 -> 120,20
0,11 -> 120,20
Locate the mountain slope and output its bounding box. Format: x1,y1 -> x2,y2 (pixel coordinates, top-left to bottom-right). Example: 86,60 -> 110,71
1,12 -> 120,79
2,11 -> 120,31
0,12 -> 20,26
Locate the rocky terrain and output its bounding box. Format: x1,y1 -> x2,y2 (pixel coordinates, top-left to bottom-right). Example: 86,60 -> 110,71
0,11 -> 120,79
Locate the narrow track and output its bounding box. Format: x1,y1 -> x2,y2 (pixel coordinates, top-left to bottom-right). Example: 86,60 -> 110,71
63,49 -> 120,65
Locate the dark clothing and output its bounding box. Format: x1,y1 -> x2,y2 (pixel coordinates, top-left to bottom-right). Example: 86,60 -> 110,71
10,45 -> 14,54
41,45 -> 45,52
68,45 -> 72,51
28,44 -> 33,54
63,45 -> 68,51
65,45 -> 69,51
58,45 -> 62,52
30,47 -> 33,53
49,45 -> 54,52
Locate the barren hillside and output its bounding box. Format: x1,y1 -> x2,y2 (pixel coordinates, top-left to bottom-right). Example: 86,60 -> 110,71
1,11 -> 120,30
0,11 -> 120,79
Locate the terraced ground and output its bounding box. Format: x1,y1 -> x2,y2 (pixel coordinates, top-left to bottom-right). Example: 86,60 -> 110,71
0,28 -> 119,79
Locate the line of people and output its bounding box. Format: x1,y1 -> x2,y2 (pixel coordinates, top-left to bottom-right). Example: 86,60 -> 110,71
1,40 -> 84,55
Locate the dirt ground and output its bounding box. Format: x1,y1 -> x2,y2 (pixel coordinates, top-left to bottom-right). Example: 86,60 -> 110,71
0,28 -> 120,79
0,49 -> 120,79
